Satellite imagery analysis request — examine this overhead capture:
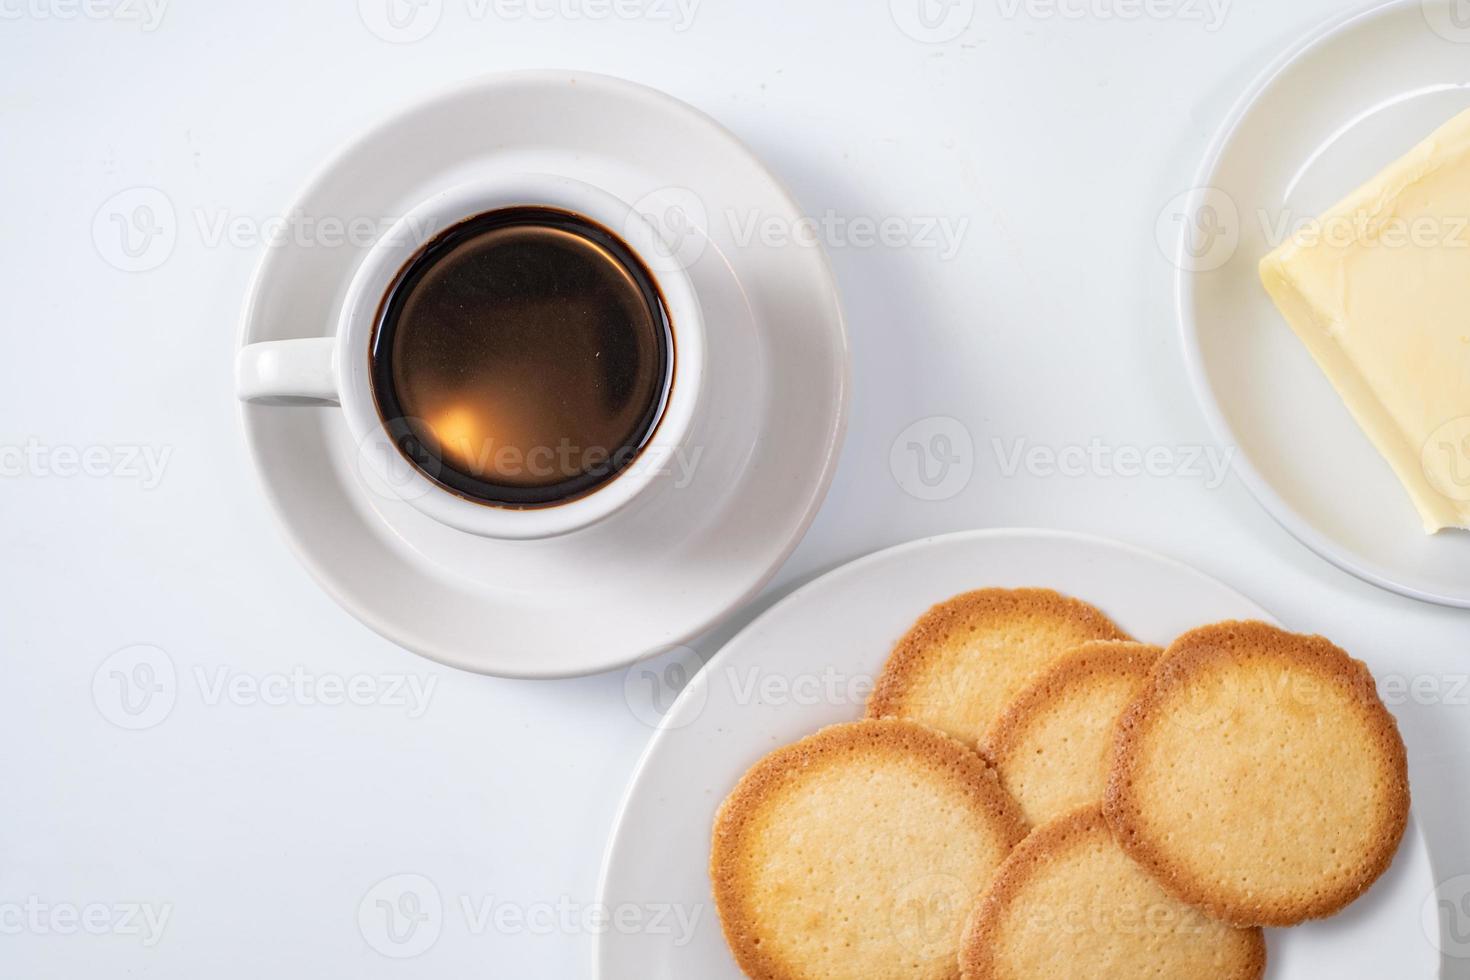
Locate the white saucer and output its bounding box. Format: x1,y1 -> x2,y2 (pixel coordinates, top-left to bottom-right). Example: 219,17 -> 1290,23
237,72 -> 848,678
1178,0 -> 1470,607
595,529 -> 1438,977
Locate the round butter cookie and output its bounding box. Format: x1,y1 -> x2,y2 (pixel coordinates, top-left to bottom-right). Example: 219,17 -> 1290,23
711,719 -> 1027,980
1105,621 -> 1410,927
960,807 -> 1266,980
868,589 -> 1131,749
982,641 -> 1162,826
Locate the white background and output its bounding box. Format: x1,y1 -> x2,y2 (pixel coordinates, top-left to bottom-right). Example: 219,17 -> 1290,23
2,0 -> 1467,976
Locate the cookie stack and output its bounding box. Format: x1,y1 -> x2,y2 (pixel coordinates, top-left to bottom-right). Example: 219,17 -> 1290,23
709,589 -> 1410,979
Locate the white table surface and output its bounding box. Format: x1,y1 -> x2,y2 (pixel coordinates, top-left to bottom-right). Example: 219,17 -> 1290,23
3,1 -> 1467,976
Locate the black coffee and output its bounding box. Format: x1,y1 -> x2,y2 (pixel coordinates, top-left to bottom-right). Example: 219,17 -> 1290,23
370,207 -> 674,508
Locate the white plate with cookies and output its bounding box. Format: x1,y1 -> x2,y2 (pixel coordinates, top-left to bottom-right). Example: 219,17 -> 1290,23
595,529 -> 1436,978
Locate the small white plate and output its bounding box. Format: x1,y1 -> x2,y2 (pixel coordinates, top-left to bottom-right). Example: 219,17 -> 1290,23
1178,0 -> 1470,607
596,529 -> 1438,977
237,72 -> 848,678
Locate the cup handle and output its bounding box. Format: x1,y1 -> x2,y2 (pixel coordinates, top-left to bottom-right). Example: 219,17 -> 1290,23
236,338 -> 340,406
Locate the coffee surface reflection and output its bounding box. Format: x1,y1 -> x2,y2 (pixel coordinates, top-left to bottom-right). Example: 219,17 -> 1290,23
370,206 -> 673,507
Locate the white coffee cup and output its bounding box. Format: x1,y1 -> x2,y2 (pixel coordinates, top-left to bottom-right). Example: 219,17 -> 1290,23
235,174 -> 705,540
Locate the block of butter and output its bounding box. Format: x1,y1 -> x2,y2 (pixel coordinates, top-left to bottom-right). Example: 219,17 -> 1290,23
1260,108 -> 1470,533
